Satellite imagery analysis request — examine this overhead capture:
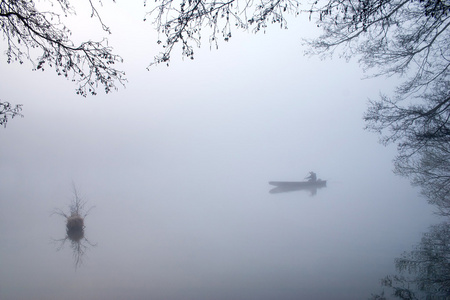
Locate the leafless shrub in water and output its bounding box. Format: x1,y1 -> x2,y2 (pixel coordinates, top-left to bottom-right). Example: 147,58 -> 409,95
52,184 -> 96,268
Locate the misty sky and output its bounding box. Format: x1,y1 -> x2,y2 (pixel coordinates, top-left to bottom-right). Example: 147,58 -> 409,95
0,2 -> 442,300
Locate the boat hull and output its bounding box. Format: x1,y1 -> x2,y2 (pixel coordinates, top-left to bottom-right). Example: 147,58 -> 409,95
268,180 -> 327,188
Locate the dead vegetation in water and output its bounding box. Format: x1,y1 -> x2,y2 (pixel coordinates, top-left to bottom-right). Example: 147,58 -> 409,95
52,185 -> 96,268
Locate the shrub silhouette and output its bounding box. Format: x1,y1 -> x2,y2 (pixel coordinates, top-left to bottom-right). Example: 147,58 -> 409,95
52,185 -> 95,268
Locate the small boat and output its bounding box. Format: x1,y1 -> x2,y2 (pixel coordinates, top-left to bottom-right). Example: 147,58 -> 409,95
268,180 -> 327,188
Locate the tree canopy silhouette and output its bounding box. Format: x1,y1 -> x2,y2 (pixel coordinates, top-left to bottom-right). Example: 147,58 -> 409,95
2,1 -> 449,213
308,0 -> 450,216
0,0 -> 128,126
148,0 -> 450,213
0,0 -> 126,97
145,0 -> 301,66
370,222 -> 450,299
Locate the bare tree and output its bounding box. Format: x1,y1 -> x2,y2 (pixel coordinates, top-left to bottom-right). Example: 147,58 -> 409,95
302,0 -> 450,215
395,141 -> 450,216
0,0 -> 126,96
364,84 -> 450,215
370,222 -> 450,299
0,100 -> 23,127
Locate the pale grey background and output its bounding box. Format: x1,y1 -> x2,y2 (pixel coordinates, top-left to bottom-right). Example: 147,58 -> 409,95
0,2 -> 441,299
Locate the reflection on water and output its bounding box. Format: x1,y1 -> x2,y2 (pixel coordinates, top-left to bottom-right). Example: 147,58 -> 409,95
52,186 -> 96,268
370,222 -> 450,299
268,181 -> 327,196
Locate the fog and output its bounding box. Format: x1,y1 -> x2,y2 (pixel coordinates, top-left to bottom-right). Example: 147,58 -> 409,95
0,3 -> 440,300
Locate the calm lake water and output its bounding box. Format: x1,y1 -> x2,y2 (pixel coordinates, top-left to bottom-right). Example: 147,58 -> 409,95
0,6 -> 441,299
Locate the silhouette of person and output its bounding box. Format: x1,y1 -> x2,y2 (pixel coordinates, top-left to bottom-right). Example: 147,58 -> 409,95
306,171 -> 317,182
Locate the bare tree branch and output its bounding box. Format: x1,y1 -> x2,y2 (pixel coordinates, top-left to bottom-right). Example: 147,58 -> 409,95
0,100 -> 23,127
371,222 -> 450,299
145,0 -> 301,66
301,0 -> 450,215
0,0 -> 126,96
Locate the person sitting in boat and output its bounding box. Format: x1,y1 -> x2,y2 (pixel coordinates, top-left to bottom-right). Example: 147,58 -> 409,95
306,171 -> 317,182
